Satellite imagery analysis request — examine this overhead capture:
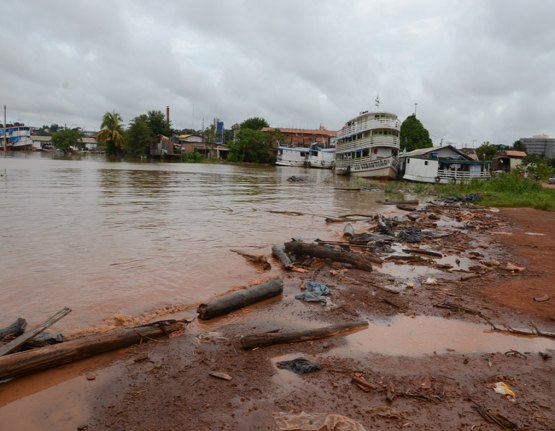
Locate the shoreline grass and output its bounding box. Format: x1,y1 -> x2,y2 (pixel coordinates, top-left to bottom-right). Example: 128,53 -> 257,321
378,173 -> 555,211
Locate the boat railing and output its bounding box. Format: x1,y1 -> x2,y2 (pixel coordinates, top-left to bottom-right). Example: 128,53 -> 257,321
337,119 -> 399,138
336,137 -> 399,152
438,169 -> 491,181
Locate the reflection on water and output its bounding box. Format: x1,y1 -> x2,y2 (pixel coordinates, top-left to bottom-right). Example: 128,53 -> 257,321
330,315 -> 555,356
0,153 -> 386,330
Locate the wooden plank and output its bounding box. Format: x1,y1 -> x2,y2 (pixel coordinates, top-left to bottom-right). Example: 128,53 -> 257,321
0,307 -> 72,357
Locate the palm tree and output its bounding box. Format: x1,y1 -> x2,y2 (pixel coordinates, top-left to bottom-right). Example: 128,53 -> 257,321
97,111 -> 126,155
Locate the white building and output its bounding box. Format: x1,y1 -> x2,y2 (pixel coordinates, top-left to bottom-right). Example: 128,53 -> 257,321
400,145 -> 491,184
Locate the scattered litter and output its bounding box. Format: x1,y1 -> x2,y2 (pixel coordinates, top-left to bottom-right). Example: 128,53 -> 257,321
533,294 -> 550,303
85,372 -> 97,381
368,406 -> 404,420
524,232 -> 545,236
209,371 -> 233,381
276,357 -> 321,374
406,282 -> 414,289
295,280 -> 330,305
539,352 -> 552,360
397,229 -> 421,243
505,262 -> 525,272
491,382 -> 516,401
351,372 -> 375,392
424,278 -> 438,285
489,207 -> 500,213
273,411 -> 366,431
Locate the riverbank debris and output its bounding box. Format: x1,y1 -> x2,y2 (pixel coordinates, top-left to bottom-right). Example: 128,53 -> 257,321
295,280 -> 330,305
272,244 -> 293,270
276,357 -> 321,374
0,307 -> 71,357
284,240 -> 375,271
240,321 -> 368,350
273,411 -> 367,431
0,319 -> 185,380
197,278 -> 284,320
231,249 -> 271,271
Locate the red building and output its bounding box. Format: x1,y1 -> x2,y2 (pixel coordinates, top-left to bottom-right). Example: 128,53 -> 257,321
262,126 -> 336,148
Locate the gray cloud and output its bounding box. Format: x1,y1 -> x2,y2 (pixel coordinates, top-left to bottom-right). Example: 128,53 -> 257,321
1,0 -> 553,146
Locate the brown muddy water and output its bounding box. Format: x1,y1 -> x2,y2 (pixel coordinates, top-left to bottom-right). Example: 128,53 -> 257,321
0,152 -> 386,333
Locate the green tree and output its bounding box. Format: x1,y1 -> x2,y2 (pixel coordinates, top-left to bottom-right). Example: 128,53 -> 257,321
512,140 -> 527,152
146,110 -> 171,136
51,129 -> 83,155
126,116 -> 152,158
97,111 -> 126,156
240,117 -> 269,130
476,142 -> 498,161
228,127 -> 282,163
399,114 -> 433,152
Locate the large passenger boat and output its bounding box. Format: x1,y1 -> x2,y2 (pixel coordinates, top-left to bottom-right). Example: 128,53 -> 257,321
1,125 -> 34,150
334,111 -> 401,179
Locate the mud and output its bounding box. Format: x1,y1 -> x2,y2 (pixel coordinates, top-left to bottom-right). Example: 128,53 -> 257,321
1,204 -> 554,430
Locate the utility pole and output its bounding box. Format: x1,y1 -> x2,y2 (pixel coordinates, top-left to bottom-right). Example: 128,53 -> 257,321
414,103 -> 418,117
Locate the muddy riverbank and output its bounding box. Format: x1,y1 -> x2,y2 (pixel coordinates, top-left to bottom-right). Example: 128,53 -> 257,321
1,202 -> 554,430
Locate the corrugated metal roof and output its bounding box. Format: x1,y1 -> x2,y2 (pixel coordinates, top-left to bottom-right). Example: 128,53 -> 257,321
504,150 -> 527,157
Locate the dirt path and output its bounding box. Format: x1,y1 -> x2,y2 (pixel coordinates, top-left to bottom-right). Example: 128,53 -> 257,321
1,202 -> 554,430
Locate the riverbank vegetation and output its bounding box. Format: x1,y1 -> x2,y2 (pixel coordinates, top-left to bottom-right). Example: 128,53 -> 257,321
380,171 -> 555,211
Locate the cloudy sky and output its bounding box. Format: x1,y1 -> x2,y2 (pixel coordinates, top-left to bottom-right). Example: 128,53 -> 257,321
2,0 -> 554,146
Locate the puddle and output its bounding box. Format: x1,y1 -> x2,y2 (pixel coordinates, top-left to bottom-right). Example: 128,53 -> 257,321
436,255 -> 474,271
327,315 -> 555,357
376,262 -> 442,282
0,362 -> 124,430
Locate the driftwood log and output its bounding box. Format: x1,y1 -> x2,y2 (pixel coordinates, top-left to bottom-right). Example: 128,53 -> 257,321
197,278 -> 283,320
284,241 -> 375,271
0,321 -> 184,380
241,320 -> 368,350
272,244 -> 293,269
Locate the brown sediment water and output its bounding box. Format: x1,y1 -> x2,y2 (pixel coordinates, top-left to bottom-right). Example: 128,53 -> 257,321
0,153 -> 387,332
328,315 -> 555,357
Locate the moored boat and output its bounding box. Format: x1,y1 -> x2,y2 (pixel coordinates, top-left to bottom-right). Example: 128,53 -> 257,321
1,125 -> 34,150
334,111 -> 400,179
276,144 -> 336,169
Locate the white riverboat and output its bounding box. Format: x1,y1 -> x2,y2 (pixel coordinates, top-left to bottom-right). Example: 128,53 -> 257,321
334,111 -> 400,179
276,144 -> 335,169
1,125 -> 34,150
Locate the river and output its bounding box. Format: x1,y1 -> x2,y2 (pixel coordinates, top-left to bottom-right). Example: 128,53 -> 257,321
0,152 -> 386,332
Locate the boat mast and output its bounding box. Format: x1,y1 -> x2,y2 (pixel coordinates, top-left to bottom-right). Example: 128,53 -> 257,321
3,105 -> 6,151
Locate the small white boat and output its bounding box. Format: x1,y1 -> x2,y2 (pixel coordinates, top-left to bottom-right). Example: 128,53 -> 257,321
276,144 -> 336,169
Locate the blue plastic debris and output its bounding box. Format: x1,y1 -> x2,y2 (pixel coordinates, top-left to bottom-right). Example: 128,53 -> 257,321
295,280 -> 330,305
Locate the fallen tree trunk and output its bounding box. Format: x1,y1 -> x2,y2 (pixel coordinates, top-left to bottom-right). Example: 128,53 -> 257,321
197,278 -> 283,320
284,241 -> 374,271
272,244 -> 293,269
241,320 -> 368,350
0,321 -> 184,380
231,249 -> 271,271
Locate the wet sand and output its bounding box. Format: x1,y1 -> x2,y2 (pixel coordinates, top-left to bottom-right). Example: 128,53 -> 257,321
1,203 -> 554,430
